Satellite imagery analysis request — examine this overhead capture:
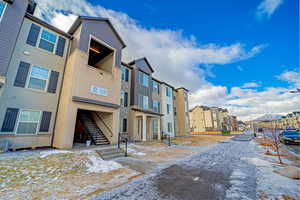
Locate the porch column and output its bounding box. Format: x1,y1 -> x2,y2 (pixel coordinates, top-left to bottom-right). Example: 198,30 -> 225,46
157,118 -> 161,140
142,114 -> 147,141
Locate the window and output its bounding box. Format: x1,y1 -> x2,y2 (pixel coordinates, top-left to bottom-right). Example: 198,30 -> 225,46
122,118 -> 127,132
27,66 -> 50,91
120,91 -> 128,107
153,81 -> 159,93
39,29 -> 57,53
16,110 -> 41,134
138,72 -> 149,87
121,66 -> 129,82
139,95 -> 149,109
166,87 -> 171,97
168,122 -> 173,133
167,104 -> 171,114
153,101 -> 160,113
0,1 -> 6,21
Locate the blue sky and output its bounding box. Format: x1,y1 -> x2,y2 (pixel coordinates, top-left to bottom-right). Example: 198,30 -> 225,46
90,0 -> 298,90
35,0 -> 299,120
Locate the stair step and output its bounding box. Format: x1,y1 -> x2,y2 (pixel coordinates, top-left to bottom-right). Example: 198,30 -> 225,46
99,150 -> 123,156
102,153 -> 124,160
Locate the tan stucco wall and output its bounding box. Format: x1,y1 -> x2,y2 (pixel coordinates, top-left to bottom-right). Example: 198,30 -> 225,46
175,89 -> 190,136
190,107 -> 206,132
53,45 -> 121,149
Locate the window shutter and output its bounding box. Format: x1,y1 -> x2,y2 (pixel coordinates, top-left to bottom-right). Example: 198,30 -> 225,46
124,92 -> 128,107
1,108 -> 19,132
14,61 -> 30,88
26,23 -> 41,46
125,68 -> 129,82
55,36 -> 66,57
39,111 -> 52,132
47,71 -> 59,93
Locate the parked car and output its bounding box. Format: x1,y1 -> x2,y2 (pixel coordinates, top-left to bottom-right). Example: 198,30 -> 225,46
279,131 -> 300,144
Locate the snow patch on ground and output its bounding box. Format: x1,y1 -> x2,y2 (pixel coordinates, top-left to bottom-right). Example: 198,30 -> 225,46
40,150 -> 72,158
86,155 -> 123,173
241,157 -> 271,167
127,148 -> 146,156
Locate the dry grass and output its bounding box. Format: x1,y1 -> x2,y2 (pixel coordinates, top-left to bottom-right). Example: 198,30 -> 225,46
172,135 -> 231,147
0,151 -> 140,200
282,194 -> 298,200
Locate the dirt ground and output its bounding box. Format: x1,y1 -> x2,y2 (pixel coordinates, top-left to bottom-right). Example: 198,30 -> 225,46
128,135 -> 231,164
0,135 -> 231,200
171,135 -> 232,147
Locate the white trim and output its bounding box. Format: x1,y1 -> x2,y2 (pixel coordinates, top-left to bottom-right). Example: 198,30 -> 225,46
0,1 -> 7,23
15,109 -> 42,135
26,65 -> 50,92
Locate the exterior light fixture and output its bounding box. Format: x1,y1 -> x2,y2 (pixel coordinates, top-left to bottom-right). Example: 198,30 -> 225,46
89,47 -> 101,54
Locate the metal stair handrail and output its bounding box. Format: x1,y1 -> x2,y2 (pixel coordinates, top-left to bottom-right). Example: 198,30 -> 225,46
94,112 -> 114,137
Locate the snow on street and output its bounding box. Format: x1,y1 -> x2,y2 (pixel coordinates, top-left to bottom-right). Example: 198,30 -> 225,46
93,133 -> 300,200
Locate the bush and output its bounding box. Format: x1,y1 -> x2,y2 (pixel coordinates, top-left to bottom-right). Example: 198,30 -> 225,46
222,130 -> 231,135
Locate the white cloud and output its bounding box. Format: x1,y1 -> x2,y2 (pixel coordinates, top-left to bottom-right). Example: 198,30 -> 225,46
241,82 -> 260,88
34,0 -> 265,91
276,70 -> 300,87
256,0 -> 284,19
190,84 -> 300,121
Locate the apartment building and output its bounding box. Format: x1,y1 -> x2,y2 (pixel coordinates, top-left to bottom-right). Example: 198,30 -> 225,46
258,112 -> 300,129
190,106 -> 236,132
0,0 -> 191,149
0,0 -> 71,149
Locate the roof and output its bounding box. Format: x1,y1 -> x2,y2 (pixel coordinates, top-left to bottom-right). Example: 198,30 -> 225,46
25,13 -> 72,39
176,87 -> 189,92
128,57 -> 155,73
68,16 -> 126,48
121,62 -> 133,69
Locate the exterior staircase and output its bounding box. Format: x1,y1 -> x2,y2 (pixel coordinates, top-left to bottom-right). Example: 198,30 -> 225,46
79,112 -> 110,146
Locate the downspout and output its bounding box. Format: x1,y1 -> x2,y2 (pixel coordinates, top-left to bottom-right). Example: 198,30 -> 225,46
50,37 -> 72,147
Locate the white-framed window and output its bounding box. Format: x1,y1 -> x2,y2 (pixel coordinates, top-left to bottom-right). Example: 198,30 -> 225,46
38,29 -> 58,53
16,110 -> 41,135
0,1 -> 6,22
138,72 -> 149,87
153,100 -> 160,113
153,81 -> 159,93
166,87 -> 171,97
27,65 -> 50,91
139,95 -> 149,109
167,104 -> 171,114
121,66 -> 129,82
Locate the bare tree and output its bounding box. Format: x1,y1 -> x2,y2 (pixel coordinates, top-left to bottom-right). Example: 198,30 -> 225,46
271,128 -> 283,164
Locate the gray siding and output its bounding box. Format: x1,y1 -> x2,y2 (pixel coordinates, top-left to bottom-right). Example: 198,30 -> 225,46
77,20 -> 123,68
131,68 -> 155,111
135,59 -> 153,74
0,0 -> 28,77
